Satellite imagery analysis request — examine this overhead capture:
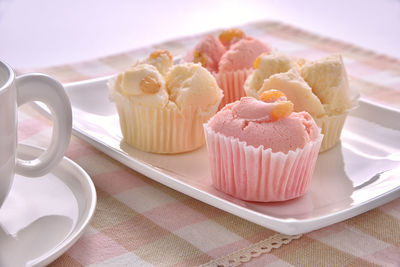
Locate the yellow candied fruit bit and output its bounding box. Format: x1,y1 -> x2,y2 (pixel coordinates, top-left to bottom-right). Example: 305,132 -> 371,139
218,28 -> 245,46
253,56 -> 262,69
139,75 -> 161,94
259,89 -> 287,103
193,50 -> 207,67
296,58 -> 306,67
271,101 -> 293,121
253,52 -> 270,69
148,49 -> 173,61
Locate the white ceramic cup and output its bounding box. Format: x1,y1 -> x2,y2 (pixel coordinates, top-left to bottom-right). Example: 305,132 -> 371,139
0,61 -> 72,207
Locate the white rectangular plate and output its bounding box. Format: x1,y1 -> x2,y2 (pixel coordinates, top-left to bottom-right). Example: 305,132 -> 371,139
33,76 -> 400,235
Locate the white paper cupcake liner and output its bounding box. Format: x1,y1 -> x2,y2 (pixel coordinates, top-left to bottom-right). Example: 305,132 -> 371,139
204,124 -> 323,202
315,91 -> 359,152
315,111 -> 350,152
214,69 -> 253,109
112,91 -> 219,154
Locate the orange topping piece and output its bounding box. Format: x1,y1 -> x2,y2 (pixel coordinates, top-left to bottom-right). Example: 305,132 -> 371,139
139,75 -> 161,94
193,50 -> 207,67
271,101 -> 294,121
218,28 -> 245,46
253,56 -> 261,69
148,50 -> 172,61
260,90 -> 293,120
253,52 -> 269,69
296,58 -> 306,67
259,89 -> 287,103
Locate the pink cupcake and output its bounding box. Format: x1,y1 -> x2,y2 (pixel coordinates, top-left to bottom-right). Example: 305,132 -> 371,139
184,29 -> 271,108
203,90 -> 322,202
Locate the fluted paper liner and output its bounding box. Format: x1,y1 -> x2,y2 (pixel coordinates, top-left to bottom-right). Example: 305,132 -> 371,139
204,124 -> 323,202
315,111 -> 350,152
214,69 -> 253,109
111,91 -> 219,154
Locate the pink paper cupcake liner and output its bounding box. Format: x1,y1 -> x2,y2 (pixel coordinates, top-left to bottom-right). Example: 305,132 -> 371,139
214,69 -> 253,109
204,124 -> 323,202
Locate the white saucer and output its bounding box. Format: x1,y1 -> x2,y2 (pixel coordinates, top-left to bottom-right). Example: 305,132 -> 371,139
0,144 -> 96,267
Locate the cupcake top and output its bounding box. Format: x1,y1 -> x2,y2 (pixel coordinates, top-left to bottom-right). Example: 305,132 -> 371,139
245,53 -> 357,117
113,63 -> 169,108
208,90 -> 320,153
166,63 -> 223,110
245,52 -> 295,95
146,49 -> 173,76
299,55 -> 354,115
184,28 -> 271,73
111,50 -> 223,111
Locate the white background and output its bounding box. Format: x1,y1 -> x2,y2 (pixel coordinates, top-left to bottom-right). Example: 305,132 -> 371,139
1,0 -> 400,69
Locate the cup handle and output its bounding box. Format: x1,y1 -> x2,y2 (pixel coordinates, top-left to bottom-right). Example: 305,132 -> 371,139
14,73 -> 72,177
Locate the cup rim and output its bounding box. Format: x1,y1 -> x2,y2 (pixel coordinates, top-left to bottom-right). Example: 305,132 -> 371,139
0,61 -> 15,95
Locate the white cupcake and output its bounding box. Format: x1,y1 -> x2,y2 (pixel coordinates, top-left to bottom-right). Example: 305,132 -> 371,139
245,53 -> 358,152
109,50 -> 223,154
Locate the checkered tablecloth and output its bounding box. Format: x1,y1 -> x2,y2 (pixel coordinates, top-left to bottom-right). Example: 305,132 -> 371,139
18,21 -> 400,266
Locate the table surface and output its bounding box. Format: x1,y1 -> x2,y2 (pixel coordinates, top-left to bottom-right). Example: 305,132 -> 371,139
1,1 -> 400,266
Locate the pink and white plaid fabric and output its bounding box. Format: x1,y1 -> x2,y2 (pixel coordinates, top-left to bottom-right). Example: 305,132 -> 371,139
17,21 -> 400,266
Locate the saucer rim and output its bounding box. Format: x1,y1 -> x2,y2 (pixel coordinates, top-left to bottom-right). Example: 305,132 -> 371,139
14,144 -> 97,267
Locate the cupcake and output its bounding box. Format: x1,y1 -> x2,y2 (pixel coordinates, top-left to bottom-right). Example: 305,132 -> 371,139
184,28 -> 271,108
245,53 -> 358,152
109,50 -> 223,154
204,90 -> 322,202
